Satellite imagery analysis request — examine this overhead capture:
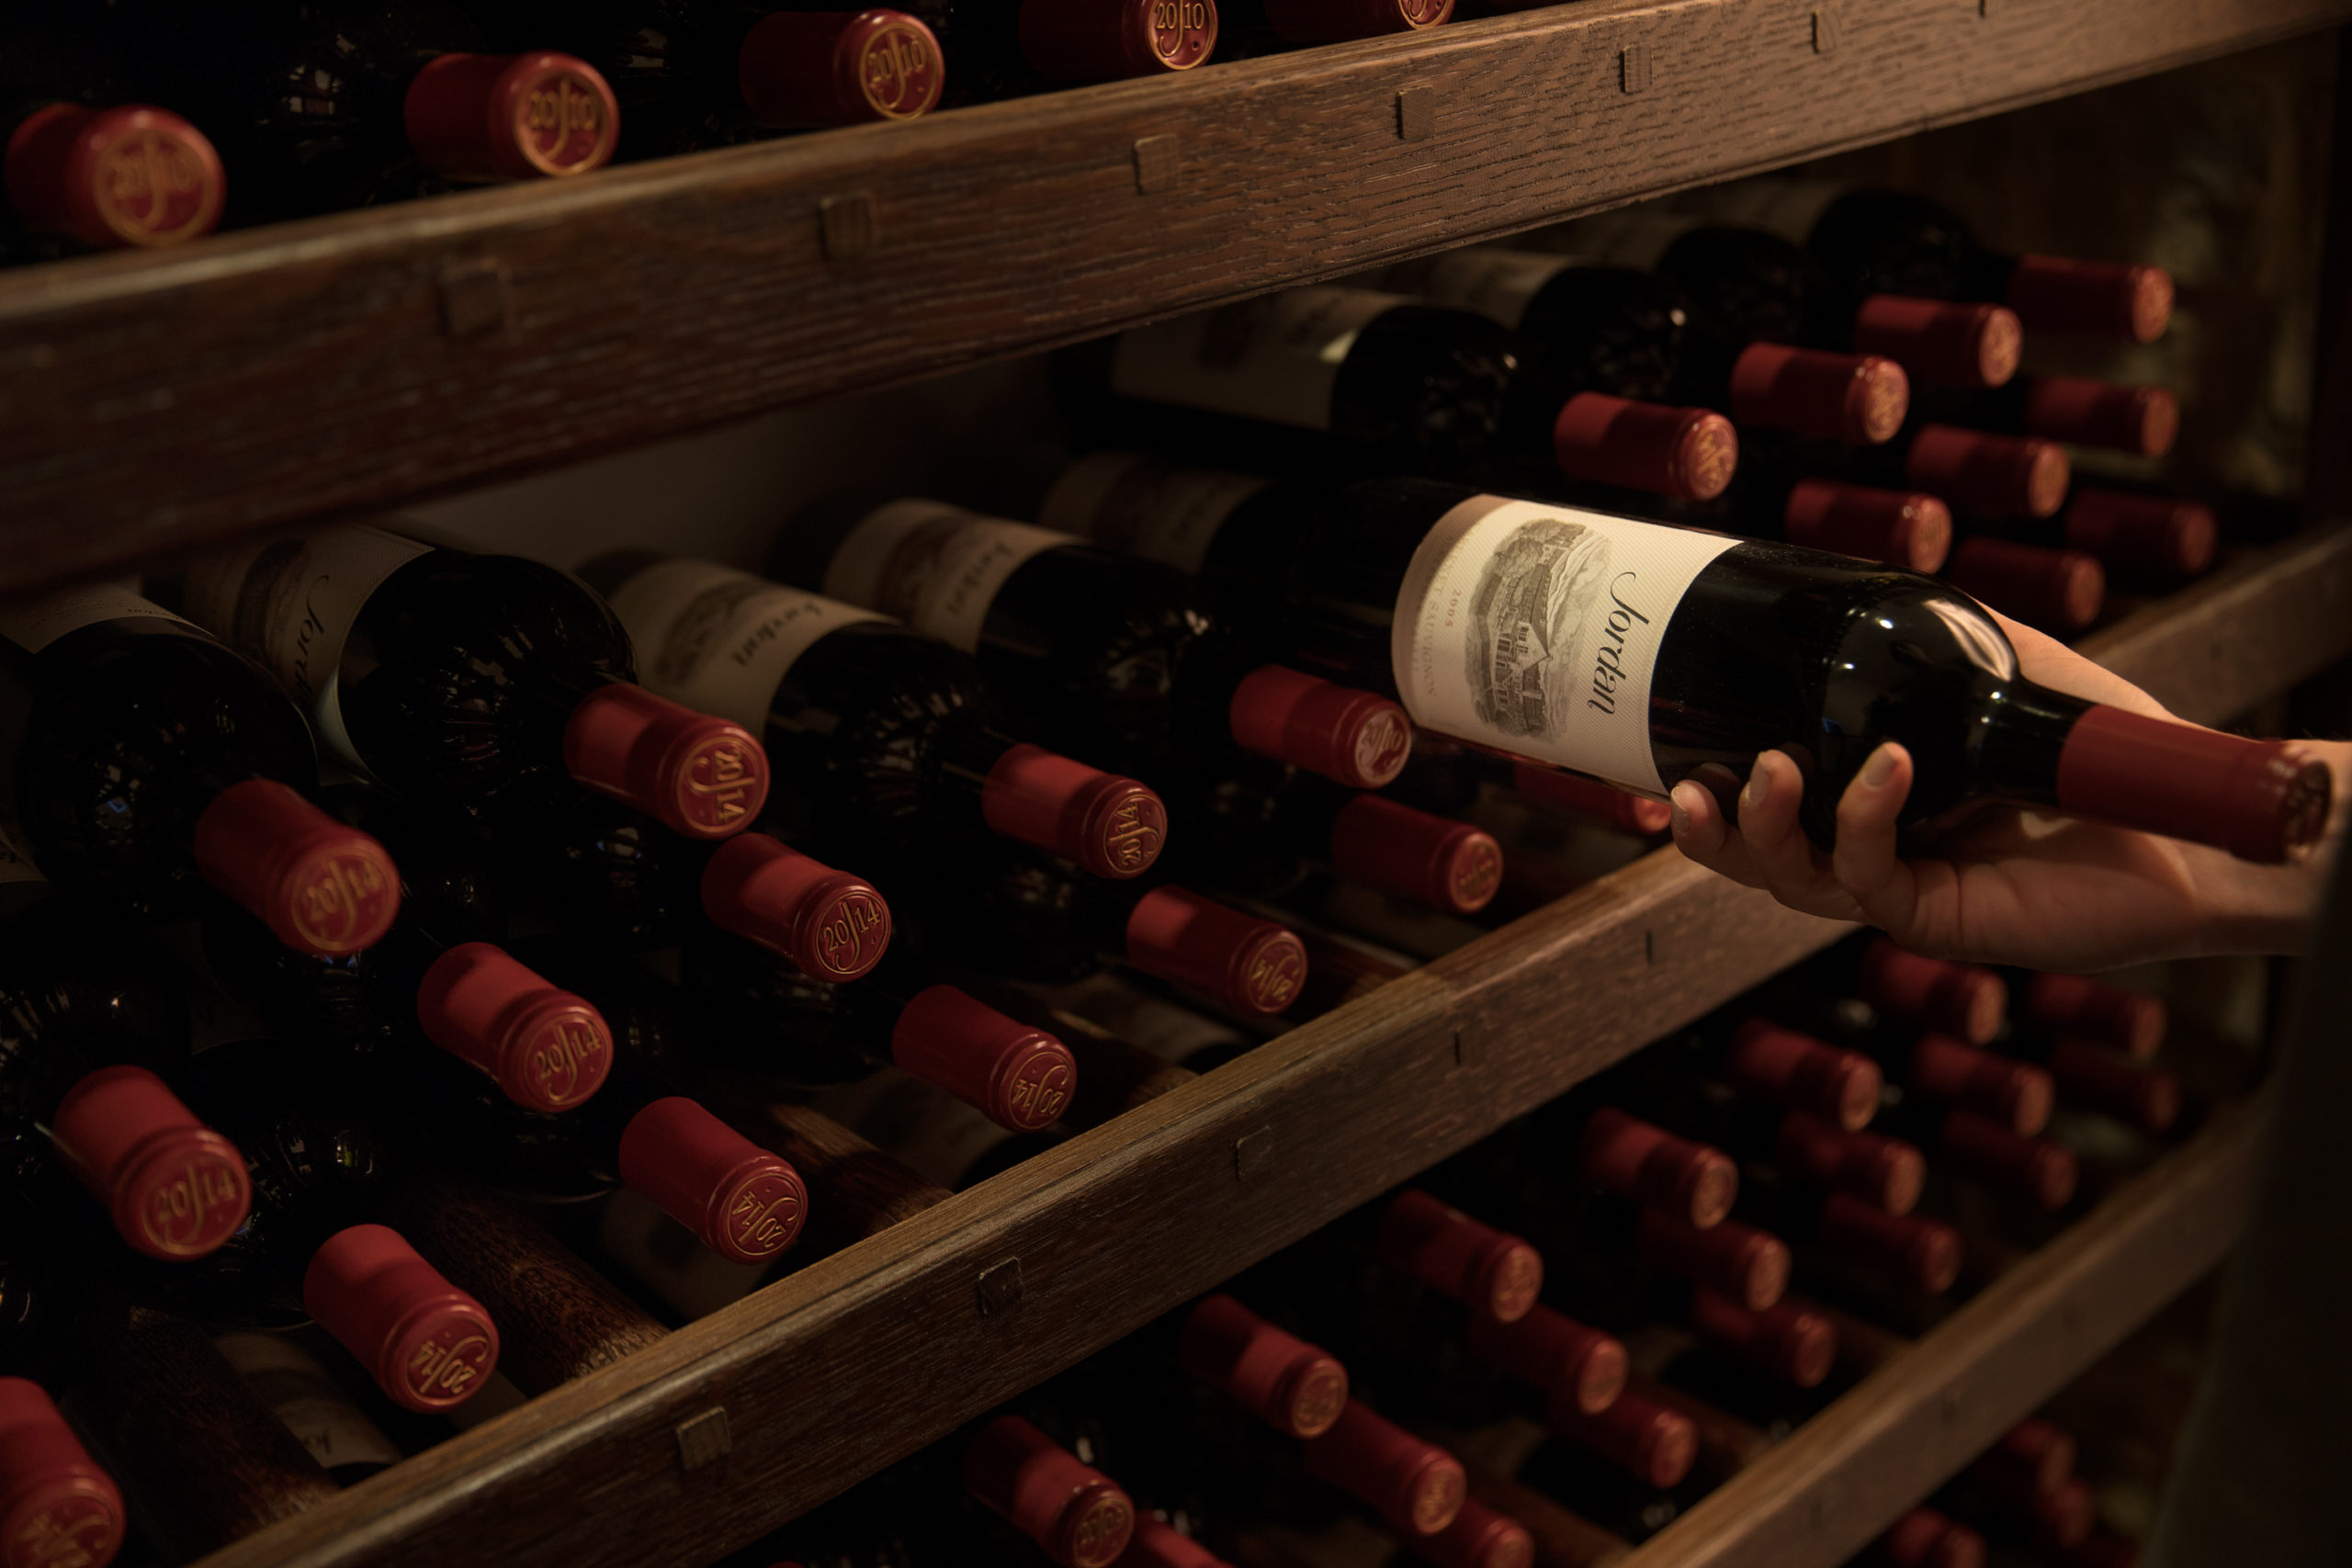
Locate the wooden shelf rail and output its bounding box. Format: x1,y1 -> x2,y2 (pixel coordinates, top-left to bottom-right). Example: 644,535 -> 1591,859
3,0 -> 2348,589
182,524 -> 2352,1568
1625,1092 -> 2268,1568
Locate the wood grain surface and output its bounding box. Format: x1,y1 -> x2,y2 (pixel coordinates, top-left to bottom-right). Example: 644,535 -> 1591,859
1620,1093 -> 2267,1568
180,523 -> 2352,1568
1,0 -> 2345,589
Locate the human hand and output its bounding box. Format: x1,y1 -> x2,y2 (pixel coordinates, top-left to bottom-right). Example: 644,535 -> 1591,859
1666,612 -> 2341,970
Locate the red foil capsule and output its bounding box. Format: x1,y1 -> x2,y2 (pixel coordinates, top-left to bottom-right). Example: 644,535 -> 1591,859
1726,1019 -> 1883,1130
1905,427 -> 2072,521
1937,1112 -> 2078,1210
1909,1034 -> 2053,1135
1229,666 -> 1414,790
1264,0 -> 1453,40
2018,378 -> 2178,457
191,779 -> 400,957
1782,481 -> 1953,571
1125,887 -> 1307,1017
1544,1383 -> 1697,1489
1688,1289 -> 1838,1388
1728,344 -> 1910,445
891,985 -> 1079,1132
963,1416 -> 1136,1568
301,1224 -> 499,1414
49,1066 -> 251,1261
701,832 -> 892,982
415,942 -> 613,1111
1869,1507 -> 1987,1568
1409,1496 -> 1536,1568
1329,795 -> 1503,915
401,51 -> 620,179
1635,1211 -> 1790,1312
2020,972 -> 2166,1059
617,1098 -> 808,1263
1465,1304 -> 1627,1416
2030,1476 -> 2098,1550
2005,255 -> 2174,344
737,9 -> 945,127
3,103 -> 223,250
2062,490 -> 2217,581
1375,1190 -> 1543,1322
1552,393 -> 1737,502
1301,1401 -> 1466,1537
1774,1113 -> 1926,1215
1856,939 -> 2007,1043
1017,0 -> 1218,81
1177,1294 -> 1349,1438
0,1377 -> 124,1568
563,683 -> 769,840
1814,1193 -> 1962,1295
1943,538 -> 2104,632
1850,297 -> 2021,389
981,745 -> 1165,880
2054,708 -> 2334,865
1508,765 -> 1674,833
1577,1109 -> 1738,1227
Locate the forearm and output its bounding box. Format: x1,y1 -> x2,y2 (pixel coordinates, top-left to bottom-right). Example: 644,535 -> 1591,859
2194,739 -> 2352,956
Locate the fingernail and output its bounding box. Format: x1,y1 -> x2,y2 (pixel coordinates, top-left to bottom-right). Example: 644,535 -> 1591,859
1741,759 -> 1772,815
1668,784 -> 1695,837
1862,746 -> 1899,787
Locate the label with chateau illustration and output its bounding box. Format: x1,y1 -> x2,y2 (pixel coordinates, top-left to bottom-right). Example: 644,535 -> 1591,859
1390,496 -> 1736,794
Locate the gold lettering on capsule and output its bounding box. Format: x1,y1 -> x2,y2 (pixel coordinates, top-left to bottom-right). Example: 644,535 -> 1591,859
683,739 -> 758,829
295,852 -> 391,950
406,1330 -> 493,1404
12,1497 -> 117,1568
142,1156 -> 246,1255
531,1018 -> 608,1105
1004,1052 -> 1074,1129
728,1176 -> 803,1257
1103,797 -> 1166,873
817,891 -> 889,976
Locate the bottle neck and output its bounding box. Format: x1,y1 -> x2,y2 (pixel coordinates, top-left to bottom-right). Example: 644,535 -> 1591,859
1973,681 -> 2098,807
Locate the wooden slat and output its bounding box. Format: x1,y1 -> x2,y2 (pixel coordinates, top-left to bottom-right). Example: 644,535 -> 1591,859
190,522 -> 2352,1568
1622,1092 -> 2267,1568
3,0 -> 2346,589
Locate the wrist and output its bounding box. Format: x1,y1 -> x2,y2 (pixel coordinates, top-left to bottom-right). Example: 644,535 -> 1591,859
2192,739 -> 2352,956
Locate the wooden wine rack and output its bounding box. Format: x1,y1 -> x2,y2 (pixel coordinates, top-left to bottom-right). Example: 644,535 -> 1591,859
1,0 -> 2349,591
169,523 -> 2352,1568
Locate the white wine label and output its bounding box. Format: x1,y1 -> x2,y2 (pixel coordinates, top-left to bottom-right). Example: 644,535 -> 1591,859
215,1332 -> 405,1474
821,501 -> 1069,653
1110,288 -> 1411,431
1391,496 -> 1736,795
810,1072 -> 1008,1191
605,557 -> 882,732
1668,177 -> 1844,242
1420,250 -> 1580,330
597,1188 -> 779,1319
1036,452 -> 1271,577
176,524 -> 433,773
0,822 -> 43,886
0,584 -> 193,653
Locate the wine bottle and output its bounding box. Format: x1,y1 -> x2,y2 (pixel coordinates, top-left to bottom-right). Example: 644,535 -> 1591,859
1074,287 -> 1739,502
1268,476 -> 2330,859
487,1 -> 943,153
1730,1174 -> 1962,1298
1918,377 -> 2177,460
1878,1102 -> 2078,1213
2048,490 -> 2218,584
660,923 -> 1093,1128
1807,423 -> 2072,522
149,2 -> 619,219
1542,210 -> 2025,390
0,583 -> 401,953
1887,1032 -> 2054,1137
964,1415 -> 1138,1567
1793,186 -> 2175,344
1647,1017 -> 1885,1133
774,494 -> 1411,791
1993,1037 -> 2180,1136
1709,471 -> 1957,571
581,551 -> 1167,881
1616,1057 -> 1925,1216
1939,536 -> 2108,634
1399,246 -> 1911,445
2,13 -> 225,259
2009,972 -> 2165,1061
1173,763 -> 1503,917
1783,939 -> 2010,1048
0,1375 -> 125,1568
